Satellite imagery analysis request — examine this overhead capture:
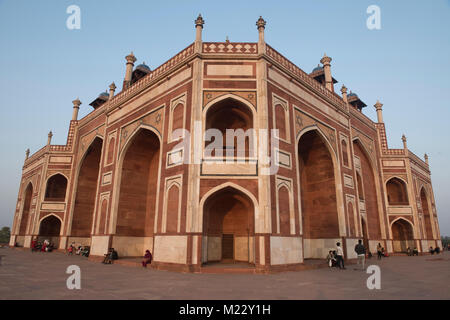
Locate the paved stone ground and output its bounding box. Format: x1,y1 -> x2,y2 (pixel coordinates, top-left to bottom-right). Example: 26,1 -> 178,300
0,248 -> 449,300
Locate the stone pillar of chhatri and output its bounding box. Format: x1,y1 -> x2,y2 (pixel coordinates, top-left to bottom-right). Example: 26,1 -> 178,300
11,16 -> 442,272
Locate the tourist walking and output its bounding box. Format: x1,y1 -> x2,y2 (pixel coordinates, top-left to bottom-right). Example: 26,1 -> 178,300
336,242 -> 345,269
354,240 -> 366,270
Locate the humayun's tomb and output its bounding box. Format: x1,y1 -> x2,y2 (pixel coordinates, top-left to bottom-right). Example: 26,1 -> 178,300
10,16 -> 442,272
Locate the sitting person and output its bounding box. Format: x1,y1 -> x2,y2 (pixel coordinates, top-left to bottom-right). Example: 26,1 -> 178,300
412,247 -> 419,256
46,242 -> 54,252
367,251 -> 373,259
406,247 -> 412,256
68,243 -> 75,255
142,250 -> 152,267
81,246 -> 90,257
31,238 -> 38,252
435,247 -> 440,254
41,241 -> 47,252
326,250 -> 337,268
429,246 -> 435,255
103,248 -> 114,264
76,246 -> 83,255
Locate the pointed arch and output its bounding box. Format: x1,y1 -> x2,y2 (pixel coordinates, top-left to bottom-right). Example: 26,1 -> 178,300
352,137 -> 384,240
44,173 -> 68,202
296,126 -> 343,241
386,177 -> 409,205
113,126 -> 161,238
69,136 -> 104,237
199,182 -> 259,231
420,186 -> 434,240
391,217 -> 415,253
110,124 -> 163,238
200,182 -> 257,264
203,94 -> 257,159
18,182 -> 33,236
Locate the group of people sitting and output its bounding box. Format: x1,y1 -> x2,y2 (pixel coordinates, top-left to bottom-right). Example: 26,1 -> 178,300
31,238 -> 54,252
67,243 -> 90,257
100,248 -> 152,267
428,246 -> 441,255
406,247 -> 419,256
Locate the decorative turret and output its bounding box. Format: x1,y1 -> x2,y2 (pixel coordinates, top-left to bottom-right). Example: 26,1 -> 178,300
25,148 -> 30,161
341,85 -> 348,103
374,100 -> 384,123
72,98 -> 81,121
320,53 -> 334,92
256,16 -> 266,52
402,134 -> 407,150
424,153 -> 429,165
195,14 -> 204,42
109,82 -> 116,100
123,51 -> 137,90
47,131 -> 53,145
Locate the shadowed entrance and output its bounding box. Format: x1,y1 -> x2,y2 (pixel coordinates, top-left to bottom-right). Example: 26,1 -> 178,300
38,215 -> 61,248
420,188 -> 434,240
115,128 -> 160,257
392,219 -> 414,253
298,130 -> 339,258
203,187 -> 254,264
18,183 -> 33,236
353,140 -> 382,240
71,137 -> 103,238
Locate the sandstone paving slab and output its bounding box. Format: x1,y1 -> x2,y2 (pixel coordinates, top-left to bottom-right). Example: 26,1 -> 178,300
0,248 -> 449,300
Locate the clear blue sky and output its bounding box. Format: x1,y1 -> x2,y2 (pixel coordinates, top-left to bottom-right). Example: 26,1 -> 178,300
0,0 -> 449,235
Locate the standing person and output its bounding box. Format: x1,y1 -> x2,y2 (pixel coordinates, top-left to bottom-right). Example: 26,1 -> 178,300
377,243 -> 383,260
354,240 -> 366,270
336,242 -> 346,269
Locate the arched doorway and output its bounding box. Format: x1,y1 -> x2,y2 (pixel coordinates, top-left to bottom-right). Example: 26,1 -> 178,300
116,128 -> 160,256
19,183 -> 33,236
420,188 -> 434,240
392,219 -> 414,253
202,186 -> 255,264
44,174 -> 68,202
353,140 -> 382,240
71,137 -> 103,238
204,97 -> 254,158
386,177 -> 409,206
38,215 -> 61,248
298,130 -> 339,258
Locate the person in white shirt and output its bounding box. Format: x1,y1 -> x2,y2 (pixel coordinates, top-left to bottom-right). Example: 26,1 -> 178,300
336,242 -> 346,269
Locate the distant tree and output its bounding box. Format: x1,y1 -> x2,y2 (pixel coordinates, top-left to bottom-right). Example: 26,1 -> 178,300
0,227 -> 11,243
442,236 -> 450,247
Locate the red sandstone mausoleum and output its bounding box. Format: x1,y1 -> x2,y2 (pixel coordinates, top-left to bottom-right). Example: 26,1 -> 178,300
10,16 -> 442,272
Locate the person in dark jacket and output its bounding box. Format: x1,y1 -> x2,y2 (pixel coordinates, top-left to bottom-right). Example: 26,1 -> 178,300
354,240 -> 366,270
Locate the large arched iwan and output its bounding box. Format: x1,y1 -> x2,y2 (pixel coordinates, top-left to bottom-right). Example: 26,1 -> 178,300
71,137 -> 103,237
353,140 -> 382,239
117,129 -> 160,236
19,183 -> 33,236
298,130 -> 339,239
420,188 -> 433,240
